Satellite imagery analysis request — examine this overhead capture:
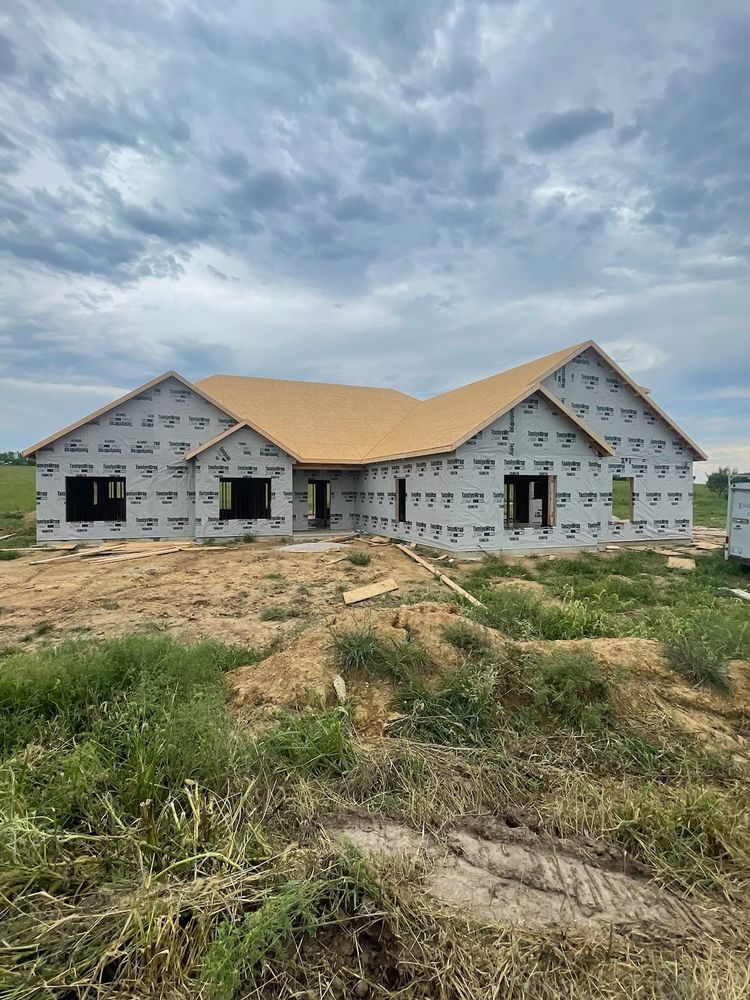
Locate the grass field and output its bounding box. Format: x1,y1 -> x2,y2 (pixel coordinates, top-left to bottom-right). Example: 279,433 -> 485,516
0,466 -> 35,549
693,483 -> 728,528
0,465 -> 35,513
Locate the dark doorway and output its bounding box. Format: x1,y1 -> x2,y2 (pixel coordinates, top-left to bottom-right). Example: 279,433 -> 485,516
65,476 -> 126,522
396,478 -> 407,523
308,480 -> 331,528
504,475 -> 556,528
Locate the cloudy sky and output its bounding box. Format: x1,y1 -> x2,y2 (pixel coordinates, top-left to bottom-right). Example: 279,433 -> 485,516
1,0 -> 748,474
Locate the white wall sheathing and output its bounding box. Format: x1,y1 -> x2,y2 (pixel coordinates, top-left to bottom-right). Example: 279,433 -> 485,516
352,392 -> 606,551
192,427 -> 294,538
292,469 -> 358,532
33,348 -> 695,551
541,348 -> 693,545
34,377 -> 237,541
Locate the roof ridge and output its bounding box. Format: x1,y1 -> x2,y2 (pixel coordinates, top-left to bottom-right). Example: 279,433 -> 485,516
198,373 -> 417,399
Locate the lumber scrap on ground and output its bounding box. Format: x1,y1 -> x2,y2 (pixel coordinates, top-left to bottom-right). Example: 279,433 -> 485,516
667,556 -> 696,571
395,544 -> 484,608
28,545 -> 123,565
0,532 -> 18,542
728,588 -> 750,602
87,546 -> 186,565
327,555 -> 350,565
342,578 -> 399,605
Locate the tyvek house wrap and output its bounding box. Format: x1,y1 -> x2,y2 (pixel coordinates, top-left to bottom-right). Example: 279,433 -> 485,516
33,377 -> 236,541
192,427 -> 294,539
350,379 -> 692,552
540,348 -> 693,544
292,469 -> 358,532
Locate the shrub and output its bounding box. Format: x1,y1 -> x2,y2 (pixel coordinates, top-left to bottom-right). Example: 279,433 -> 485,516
346,550 -> 371,566
533,651 -> 612,730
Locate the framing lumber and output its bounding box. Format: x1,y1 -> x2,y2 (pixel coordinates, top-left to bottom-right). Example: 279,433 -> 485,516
87,546 -> 186,565
342,578 -> 399,605
395,544 -> 485,608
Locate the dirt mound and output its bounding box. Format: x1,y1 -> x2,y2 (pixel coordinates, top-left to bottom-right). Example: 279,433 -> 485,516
522,637 -> 750,758
225,602 -> 464,735
331,814 -> 723,943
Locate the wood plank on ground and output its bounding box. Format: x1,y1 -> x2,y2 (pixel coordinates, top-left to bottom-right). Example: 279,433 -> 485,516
342,578 -> 399,605
395,544 -> 484,608
87,546 -> 186,565
667,556 -> 696,571
728,588 -> 750,602
0,532 -> 18,542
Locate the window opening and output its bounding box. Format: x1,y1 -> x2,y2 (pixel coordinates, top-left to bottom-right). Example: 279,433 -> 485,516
219,478 -> 272,520
65,476 -> 126,522
611,476 -> 633,521
503,475 -> 556,528
396,478 -> 407,523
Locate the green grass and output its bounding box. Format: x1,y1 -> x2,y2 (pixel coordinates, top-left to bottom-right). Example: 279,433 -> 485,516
346,549 -> 371,565
0,464 -> 35,513
1,634 -> 748,997
260,606 -> 304,621
693,483 -> 727,528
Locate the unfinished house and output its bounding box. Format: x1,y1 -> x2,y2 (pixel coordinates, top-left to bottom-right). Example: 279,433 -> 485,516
23,341 -> 706,552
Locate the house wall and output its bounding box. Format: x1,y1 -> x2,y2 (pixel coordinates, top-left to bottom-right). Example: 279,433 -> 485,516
34,376 -> 237,542
192,428 -> 294,539
292,469 -> 358,532
541,347 -> 693,544
351,392 -> 604,551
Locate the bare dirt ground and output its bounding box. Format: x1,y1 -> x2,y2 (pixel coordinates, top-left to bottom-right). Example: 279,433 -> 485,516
0,539 -> 438,649
330,814 -> 729,943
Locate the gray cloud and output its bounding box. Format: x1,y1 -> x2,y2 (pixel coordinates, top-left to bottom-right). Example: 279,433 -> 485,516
525,107 -> 614,152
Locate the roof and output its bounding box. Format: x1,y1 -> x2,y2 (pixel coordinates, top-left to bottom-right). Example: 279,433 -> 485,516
195,374 -> 418,465
364,342 -> 592,461
23,341 -> 707,463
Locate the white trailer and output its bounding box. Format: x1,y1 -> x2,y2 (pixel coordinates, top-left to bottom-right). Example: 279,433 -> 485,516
726,479 -> 750,568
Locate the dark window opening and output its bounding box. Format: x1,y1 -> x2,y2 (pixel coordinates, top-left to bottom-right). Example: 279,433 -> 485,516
612,476 -> 633,521
396,478 -> 407,523
219,478 -> 271,520
66,476 -> 126,522
307,480 -> 331,528
504,475 -> 556,528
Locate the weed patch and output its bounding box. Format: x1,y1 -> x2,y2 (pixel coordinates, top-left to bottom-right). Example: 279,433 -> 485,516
260,606 -> 304,621
347,550 -> 371,566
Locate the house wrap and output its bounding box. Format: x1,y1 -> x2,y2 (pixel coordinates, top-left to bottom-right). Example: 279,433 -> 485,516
23,340 -> 706,552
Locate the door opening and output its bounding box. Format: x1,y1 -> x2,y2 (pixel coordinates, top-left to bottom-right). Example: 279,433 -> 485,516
308,480 -> 331,528
396,478 -> 407,523
504,475 -> 556,528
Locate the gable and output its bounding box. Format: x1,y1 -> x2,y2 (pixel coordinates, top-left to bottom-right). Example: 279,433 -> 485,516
542,345 -> 707,460
23,371 -> 240,458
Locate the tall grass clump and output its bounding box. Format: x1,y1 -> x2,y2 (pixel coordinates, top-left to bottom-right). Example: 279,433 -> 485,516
532,650 -> 612,731
663,630 -> 731,692
473,587 -> 623,640
346,549 -> 371,566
